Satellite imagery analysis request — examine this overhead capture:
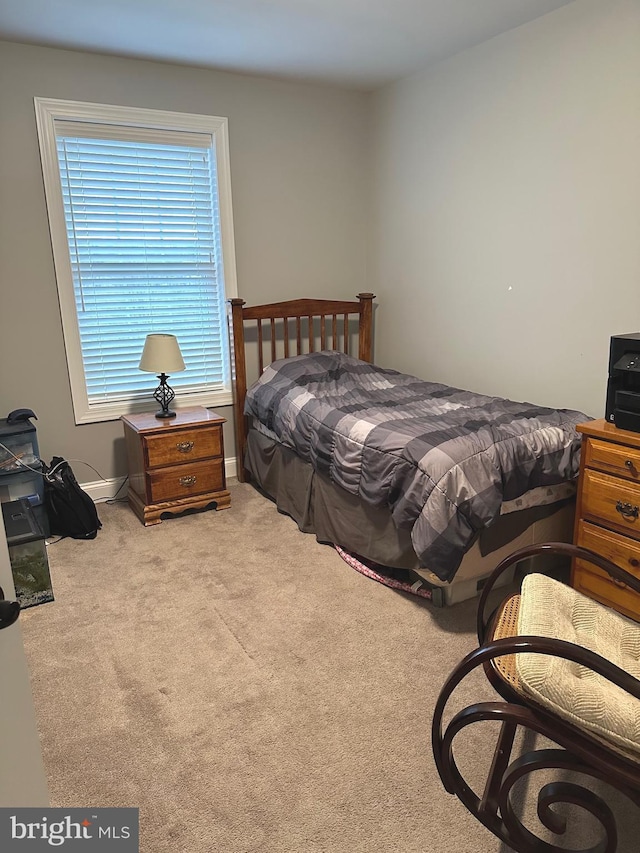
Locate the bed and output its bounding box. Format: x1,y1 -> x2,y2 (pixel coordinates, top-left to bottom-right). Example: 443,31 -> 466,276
228,293 -> 587,605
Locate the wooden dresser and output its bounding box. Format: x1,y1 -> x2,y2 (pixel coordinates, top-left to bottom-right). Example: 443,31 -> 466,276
121,406 -> 231,526
573,418 -> 640,620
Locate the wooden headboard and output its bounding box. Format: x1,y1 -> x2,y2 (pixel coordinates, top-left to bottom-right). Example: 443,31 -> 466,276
228,293 -> 375,482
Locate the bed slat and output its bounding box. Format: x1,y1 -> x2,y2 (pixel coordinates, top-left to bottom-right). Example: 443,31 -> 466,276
257,319 -> 264,373
270,318 -> 276,363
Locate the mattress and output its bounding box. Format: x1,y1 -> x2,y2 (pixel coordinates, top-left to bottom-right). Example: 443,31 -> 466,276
245,427 -> 576,605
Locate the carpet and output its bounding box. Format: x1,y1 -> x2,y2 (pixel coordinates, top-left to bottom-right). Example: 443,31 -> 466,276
19,482 -> 640,852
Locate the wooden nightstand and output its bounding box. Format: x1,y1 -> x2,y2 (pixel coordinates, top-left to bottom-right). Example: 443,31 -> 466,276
121,406 -> 231,526
572,418 -> 640,620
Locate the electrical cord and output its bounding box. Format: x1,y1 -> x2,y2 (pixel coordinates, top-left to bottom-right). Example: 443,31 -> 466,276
102,476 -> 129,504
0,440 -> 127,499
0,440 -> 107,480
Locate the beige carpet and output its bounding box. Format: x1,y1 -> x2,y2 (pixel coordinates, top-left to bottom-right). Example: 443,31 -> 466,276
19,482 -> 639,852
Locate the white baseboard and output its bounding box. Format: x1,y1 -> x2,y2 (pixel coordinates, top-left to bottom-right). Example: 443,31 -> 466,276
82,456 -> 238,502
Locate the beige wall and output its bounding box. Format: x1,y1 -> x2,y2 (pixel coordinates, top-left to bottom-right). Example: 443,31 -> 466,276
3,0 -> 638,488
370,0 -> 640,419
0,41 -> 370,481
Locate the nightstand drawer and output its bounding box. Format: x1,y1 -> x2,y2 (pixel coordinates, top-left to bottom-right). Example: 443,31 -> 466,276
584,437 -> 640,482
145,425 -> 222,468
148,459 -> 225,503
581,468 -> 640,534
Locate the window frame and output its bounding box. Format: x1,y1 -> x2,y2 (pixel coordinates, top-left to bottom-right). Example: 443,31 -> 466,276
34,97 -> 238,425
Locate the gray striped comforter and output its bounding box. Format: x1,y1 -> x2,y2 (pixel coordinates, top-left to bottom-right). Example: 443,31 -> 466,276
244,351 -> 589,581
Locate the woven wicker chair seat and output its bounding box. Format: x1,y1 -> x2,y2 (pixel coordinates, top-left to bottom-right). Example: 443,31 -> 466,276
491,593 -> 522,690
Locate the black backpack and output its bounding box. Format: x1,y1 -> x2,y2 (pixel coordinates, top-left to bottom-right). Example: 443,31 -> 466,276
44,457 -> 102,540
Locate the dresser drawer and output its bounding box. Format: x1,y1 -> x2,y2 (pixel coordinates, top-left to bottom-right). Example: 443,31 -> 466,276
581,468 -> 640,535
576,520 -> 640,579
583,437 -> 640,481
574,521 -> 640,622
573,565 -> 640,622
148,458 -> 225,503
145,425 -> 222,468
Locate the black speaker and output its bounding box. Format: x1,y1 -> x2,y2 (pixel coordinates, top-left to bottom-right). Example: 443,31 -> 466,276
606,333 -> 640,427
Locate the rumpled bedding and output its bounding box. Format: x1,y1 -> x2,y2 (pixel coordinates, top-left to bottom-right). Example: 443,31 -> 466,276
244,351 -> 589,581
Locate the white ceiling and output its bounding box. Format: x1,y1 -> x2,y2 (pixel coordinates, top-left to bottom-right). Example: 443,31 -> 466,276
0,0 -> 576,90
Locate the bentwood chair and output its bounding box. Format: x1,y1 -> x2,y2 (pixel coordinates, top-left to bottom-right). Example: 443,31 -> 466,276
432,542 -> 640,852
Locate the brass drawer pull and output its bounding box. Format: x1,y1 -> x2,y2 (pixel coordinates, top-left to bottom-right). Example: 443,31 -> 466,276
615,500 -> 639,520
612,577 -> 628,589
179,475 -> 197,487
176,441 -> 195,453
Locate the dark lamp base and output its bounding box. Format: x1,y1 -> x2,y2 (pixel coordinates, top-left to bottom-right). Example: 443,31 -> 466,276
152,373 -> 177,419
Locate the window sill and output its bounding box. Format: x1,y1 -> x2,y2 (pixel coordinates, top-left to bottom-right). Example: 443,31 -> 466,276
74,389 -> 234,425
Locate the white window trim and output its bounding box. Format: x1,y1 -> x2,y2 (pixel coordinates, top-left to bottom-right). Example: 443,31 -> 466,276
34,97 -> 238,424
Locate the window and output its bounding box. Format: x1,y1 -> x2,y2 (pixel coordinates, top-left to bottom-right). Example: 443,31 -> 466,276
34,98 -> 238,424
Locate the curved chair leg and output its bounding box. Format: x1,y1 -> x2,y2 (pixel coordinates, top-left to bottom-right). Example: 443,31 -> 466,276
434,699 -> 640,852
432,650 -> 640,852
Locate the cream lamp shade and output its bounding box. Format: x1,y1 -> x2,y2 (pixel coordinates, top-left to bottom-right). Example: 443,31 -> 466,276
139,334 -> 186,374
138,334 -> 186,419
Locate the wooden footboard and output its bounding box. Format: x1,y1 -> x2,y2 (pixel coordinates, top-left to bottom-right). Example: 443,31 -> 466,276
228,293 -> 375,482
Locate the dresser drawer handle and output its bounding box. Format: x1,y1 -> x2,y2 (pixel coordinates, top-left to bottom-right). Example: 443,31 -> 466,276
612,577 -> 629,589
629,557 -> 640,568
176,441 -> 195,453
179,475 -> 197,487
615,500 -> 639,520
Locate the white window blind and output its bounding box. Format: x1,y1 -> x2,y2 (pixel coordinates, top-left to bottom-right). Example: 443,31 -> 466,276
34,99 -> 237,424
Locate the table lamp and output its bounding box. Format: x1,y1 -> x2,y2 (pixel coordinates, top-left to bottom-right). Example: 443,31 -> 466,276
139,334 -> 186,419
